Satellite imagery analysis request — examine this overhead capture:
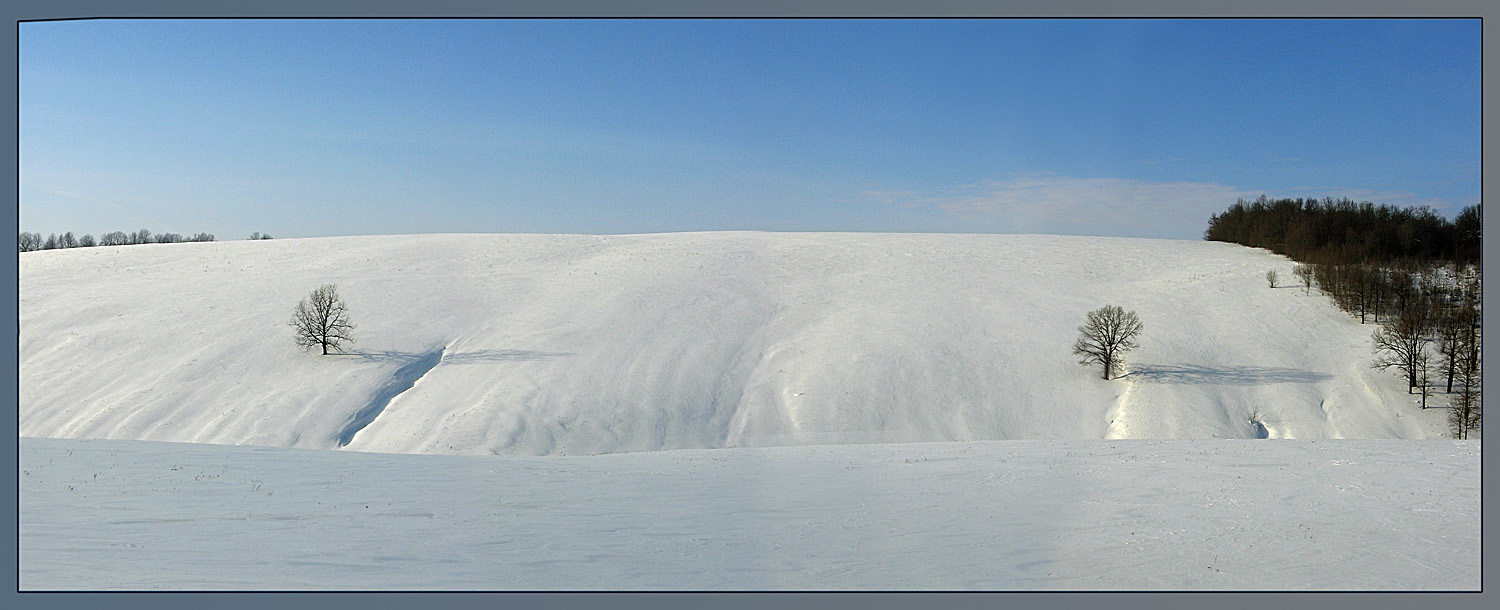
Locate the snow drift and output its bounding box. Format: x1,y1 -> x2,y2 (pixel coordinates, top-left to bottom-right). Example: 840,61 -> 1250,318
18,232 -> 1449,456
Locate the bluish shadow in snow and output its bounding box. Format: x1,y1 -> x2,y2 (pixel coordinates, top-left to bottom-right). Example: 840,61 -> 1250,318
1252,420 -> 1270,439
1124,364 -> 1332,386
441,350 -> 570,364
336,348 -> 444,447
341,349 -> 568,365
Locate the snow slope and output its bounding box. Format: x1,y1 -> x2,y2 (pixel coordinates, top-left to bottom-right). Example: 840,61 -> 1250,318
18,232 -> 1449,456
19,436 -> 1480,590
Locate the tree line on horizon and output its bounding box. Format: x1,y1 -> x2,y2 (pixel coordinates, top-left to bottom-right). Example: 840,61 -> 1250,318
1204,195 -> 1480,264
18,230 -> 275,252
18,229 -> 215,252
1206,196 -> 1481,439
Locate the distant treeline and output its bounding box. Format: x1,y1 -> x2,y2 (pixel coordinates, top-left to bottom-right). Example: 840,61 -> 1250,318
1204,196 -> 1481,264
1206,195 -> 1482,438
18,230 -> 215,252
18,230 -> 278,252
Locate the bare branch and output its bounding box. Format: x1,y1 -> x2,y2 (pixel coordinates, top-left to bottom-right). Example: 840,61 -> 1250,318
1073,305 -> 1142,380
290,284 -> 355,355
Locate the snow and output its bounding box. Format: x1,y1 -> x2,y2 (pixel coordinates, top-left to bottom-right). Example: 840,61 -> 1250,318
17,232 -> 1475,590
19,436 -> 1479,590
18,232 -> 1450,456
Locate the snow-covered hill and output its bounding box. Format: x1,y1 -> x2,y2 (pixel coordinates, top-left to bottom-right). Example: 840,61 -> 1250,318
18,232 -> 1449,456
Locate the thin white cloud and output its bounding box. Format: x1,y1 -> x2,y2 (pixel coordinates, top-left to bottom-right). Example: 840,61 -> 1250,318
871,174 -> 1260,239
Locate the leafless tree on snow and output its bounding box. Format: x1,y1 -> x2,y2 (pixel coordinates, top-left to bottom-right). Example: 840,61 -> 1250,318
1293,264 -> 1313,295
291,284 -> 355,355
1073,305 -> 1143,380
1371,303 -> 1432,394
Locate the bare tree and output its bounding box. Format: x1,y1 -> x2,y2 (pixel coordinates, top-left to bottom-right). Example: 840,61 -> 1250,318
1350,264 -> 1372,323
78,234 -> 96,247
18,232 -> 41,252
290,284 -> 355,355
1292,264 -> 1313,295
1073,305 -> 1143,380
1372,302 -> 1433,394
1448,278 -> 1481,438
1266,269 -> 1278,288
1448,327 -> 1481,439
1386,267 -> 1421,322
1436,298 -> 1473,393
1415,346 -> 1433,409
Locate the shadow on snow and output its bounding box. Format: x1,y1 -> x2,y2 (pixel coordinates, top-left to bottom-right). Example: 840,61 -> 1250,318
332,347 -> 570,447
339,349 -> 571,365
336,348 -> 445,447
1124,364 -> 1332,386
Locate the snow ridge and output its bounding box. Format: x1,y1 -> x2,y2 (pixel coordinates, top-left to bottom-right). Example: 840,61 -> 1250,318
337,347 -> 444,447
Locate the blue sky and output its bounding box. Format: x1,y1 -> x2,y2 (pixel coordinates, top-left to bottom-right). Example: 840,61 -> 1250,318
19,19 -> 1480,240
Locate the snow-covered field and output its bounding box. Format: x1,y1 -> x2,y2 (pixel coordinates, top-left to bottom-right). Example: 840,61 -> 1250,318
19,436 -> 1478,590
18,232 -> 1449,455
17,232 -> 1476,590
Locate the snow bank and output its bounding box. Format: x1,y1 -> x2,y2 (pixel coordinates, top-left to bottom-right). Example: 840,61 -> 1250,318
18,232 -> 1448,455
18,437 -> 1479,590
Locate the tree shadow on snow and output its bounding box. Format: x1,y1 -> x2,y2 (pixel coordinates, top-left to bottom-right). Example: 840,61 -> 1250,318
337,348 -> 444,447
1123,364 -> 1332,386
338,349 -> 570,365
442,349 -> 571,364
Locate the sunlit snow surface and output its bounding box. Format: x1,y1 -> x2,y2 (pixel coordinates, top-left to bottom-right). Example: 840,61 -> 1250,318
18,233 -> 1450,455
18,233 -> 1475,590
20,437 -> 1478,590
